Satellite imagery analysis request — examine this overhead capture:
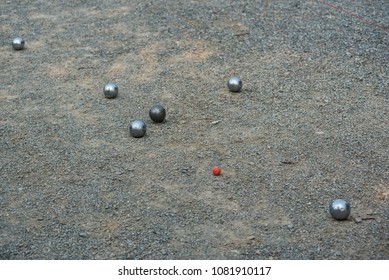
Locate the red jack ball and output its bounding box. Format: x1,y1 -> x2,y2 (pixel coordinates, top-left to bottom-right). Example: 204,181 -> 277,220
212,167 -> 221,176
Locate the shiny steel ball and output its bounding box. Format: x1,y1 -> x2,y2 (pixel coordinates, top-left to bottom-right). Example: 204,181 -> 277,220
12,37 -> 25,50
149,105 -> 166,123
103,83 -> 118,99
227,76 -> 242,92
129,120 -> 146,138
329,199 -> 351,220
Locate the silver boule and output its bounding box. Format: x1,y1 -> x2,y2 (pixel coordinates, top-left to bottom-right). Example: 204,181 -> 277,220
12,37 -> 25,50
329,199 -> 351,220
103,82 -> 118,99
149,105 -> 166,123
129,120 -> 146,138
227,76 -> 242,92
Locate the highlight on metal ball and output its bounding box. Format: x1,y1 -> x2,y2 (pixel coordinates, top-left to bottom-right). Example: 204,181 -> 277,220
149,105 -> 166,123
103,82 -> 118,99
329,199 -> 351,220
12,37 -> 25,50
129,120 -> 146,138
227,76 -> 242,92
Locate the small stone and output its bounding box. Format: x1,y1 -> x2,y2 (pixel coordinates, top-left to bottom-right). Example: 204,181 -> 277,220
114,168 -> 124,175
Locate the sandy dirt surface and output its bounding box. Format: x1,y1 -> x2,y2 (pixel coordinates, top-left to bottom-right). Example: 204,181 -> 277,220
0,0 -> 388,259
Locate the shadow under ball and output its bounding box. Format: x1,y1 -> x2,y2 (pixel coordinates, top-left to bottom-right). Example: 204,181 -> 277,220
329,199 -> 351,220
149,105 -> 166,123
129,120 -> 146,138
103,83 -> 118,99
227,76 -> 242,92
12,37 -> 25,50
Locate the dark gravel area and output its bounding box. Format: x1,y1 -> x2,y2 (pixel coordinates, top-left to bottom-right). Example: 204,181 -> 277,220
1,0 -> 388,259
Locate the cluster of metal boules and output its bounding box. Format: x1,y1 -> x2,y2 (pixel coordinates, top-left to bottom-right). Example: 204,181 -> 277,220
103,83 -> 166,138
102,76 -> 243,138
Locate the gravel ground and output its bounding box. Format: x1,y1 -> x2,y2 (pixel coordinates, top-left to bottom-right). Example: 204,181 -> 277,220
0,0 -> 388,260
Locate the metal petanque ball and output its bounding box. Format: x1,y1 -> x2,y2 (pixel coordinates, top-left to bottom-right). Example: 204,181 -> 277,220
103,83 -> 118,99
227,76 -> 242,92
329,199 -> 351,220
149,105 -> 166,123
129,120 -> 146,138
12,37 -> 25,50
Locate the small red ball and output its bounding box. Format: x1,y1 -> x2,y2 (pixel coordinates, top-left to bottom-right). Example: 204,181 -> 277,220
212,167 -> 221,176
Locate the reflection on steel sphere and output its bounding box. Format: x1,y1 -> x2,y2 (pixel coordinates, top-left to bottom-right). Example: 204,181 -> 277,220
103,83 -> 118,99
227,76 -> 242,92
12,37 -> 25,50
129,120 -> 146,138
149,105 -> 166,123
329,199 -> 351,220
